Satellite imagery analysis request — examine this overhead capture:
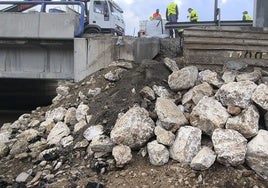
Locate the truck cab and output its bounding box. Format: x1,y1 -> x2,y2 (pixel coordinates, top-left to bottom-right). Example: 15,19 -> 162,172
65,0 -> 125,35
84,0 -> 125,35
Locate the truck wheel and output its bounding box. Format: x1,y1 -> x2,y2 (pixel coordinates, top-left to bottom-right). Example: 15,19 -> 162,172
84,28 -> 100,34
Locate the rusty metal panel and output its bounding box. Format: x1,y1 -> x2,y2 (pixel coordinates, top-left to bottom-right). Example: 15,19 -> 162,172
183,27 -> 268,68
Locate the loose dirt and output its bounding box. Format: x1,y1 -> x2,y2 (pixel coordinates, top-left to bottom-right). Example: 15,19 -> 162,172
0,59 -> 267,188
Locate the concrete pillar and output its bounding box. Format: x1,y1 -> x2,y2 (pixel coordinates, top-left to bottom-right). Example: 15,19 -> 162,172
74,36 -> 160,82
74,37 -> 117,82
254,0 -> 268,28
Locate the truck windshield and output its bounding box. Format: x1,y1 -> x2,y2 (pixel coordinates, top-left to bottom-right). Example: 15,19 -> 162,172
109,2 -> 123,21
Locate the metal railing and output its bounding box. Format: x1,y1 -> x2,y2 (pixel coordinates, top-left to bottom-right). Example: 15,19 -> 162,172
165,20 -> 253,30
0,1 -> 86,37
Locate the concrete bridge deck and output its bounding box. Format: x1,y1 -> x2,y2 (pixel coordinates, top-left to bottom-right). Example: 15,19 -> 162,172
0,12 -> 159,82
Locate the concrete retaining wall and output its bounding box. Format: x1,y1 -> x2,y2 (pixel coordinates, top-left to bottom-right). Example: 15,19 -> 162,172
74,36 -> 117,82
0,12 -> 78,39
0,35 -> 160,82
74,36 -> 160,82
0,41 -> 74,79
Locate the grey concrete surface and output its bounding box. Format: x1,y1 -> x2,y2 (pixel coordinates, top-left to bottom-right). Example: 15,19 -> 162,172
118,37 -> 160,64
134,37 -> 160,63
0,11 -> 160,81
0,12 -> 78,39
0,12 -> 39,38
0,40 -> 74,79
74,36 -> 117,82
254,0 -> 268,28
74,36 -> 160,82
0,36 -> 160,82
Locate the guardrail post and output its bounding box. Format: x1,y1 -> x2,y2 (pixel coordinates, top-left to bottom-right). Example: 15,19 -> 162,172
214,0 -> 218,22
254,0 -> 268,28
41,2 -> 46,12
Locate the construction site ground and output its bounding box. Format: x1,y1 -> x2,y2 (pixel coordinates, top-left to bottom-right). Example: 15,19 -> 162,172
0,55 -> 267,188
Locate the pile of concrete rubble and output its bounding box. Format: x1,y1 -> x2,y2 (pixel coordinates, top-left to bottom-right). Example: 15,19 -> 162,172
0,58 -> 267,186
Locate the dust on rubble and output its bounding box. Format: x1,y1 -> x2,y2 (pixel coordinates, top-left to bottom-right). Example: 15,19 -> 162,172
0,59 -> 267,188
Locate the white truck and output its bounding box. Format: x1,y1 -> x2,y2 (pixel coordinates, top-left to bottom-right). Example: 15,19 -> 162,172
68,0 -> 125,35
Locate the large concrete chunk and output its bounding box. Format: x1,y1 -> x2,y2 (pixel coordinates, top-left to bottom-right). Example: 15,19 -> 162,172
60,135 -> 74,148
147,140 -> 169,166
110,106 -> 155,149
104,68 -> 127,82
155,98 -> 188,130
10,139 -> 28,156
226,105 -> 259,138
169,126 -> 202,163
17,129 -> 40,143
89,135 -> 114,152
251,84 -> 268,111
212,128 -> 247,166
0,131 -> 10,144
163,57 -> 179,72
76,103 -> 89,122
215,81 -> 257,108
56,85 -> 70,97
222,71 -> 236,83
182,82 -> 213,105
190,97 -> 230,136
0,142 -> 9,158
74,120 -> 87,133
139,86 -> 156,101
83,125 -> 104,141
246,130 -> 268,180
15,172 -> 31,183
45,107 -> 67,123
64,107 -> 77,126
224,61 -> 248,71
199,70 -> 223,88
112,145 -> 132,167
154,125 -> 175,146
47,122 -> 70,145
190,146 -> 216,171
236,69 -> 262,82
152,85 -> 172,99
168,66 -> 198,91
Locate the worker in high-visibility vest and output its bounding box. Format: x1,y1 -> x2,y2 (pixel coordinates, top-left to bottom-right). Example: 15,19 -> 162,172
166,1 -> 179,38
242,11 -> 252,21
187,8 -> 199,22
152,9 -> 162,20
